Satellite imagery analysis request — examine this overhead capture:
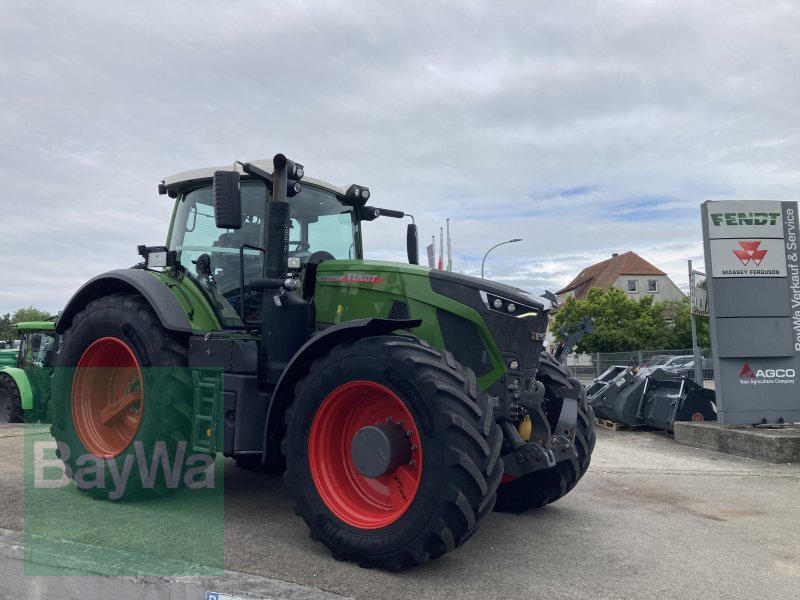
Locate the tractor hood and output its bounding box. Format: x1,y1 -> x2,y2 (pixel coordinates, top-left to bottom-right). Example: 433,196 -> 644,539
312,260 -> 548,388
428,270 -> 545,312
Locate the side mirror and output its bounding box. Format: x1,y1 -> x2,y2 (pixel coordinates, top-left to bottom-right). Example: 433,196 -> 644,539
407,223 -> 419,265
213,170 -> 242,229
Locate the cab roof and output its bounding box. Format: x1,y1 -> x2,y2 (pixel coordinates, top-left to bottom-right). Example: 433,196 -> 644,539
161,159 -> 349,197
15,321 -> 56,331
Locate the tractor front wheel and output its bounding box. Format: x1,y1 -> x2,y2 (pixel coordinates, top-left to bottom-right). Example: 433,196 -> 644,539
0,373 -> 24,424
283,335 -> 502,569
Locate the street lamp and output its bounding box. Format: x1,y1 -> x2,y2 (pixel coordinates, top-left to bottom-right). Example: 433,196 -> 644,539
481,238 -> 522,279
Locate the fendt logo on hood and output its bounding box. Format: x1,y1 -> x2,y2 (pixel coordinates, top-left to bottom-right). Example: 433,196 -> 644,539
738,362 -> 795,385
317,273 -> 386,285
733,241 -> 768,266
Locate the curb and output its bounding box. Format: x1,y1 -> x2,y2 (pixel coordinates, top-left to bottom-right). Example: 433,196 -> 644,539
674,421 -> 800,463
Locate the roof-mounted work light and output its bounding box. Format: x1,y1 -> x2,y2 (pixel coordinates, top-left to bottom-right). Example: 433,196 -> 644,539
342,184 -> 371,207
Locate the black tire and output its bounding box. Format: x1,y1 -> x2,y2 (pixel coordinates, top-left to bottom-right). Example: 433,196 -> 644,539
51,293 -> 199,500
282,335 -> 503,569
494,352 -> 596,512
0,373 -> 24,424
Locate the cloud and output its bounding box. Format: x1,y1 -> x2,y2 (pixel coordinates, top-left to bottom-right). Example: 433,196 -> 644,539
1,0 -> 799,315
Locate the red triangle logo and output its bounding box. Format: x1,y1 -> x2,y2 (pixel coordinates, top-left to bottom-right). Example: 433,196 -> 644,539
739,363 -> 756,378
733,241 -> 768,266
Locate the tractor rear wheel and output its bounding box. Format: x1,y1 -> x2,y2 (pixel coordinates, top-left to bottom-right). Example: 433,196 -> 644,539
0,373 -> 24,424
283,335 -> 502,569
494,352 -> 596,512
51,293 -> 197,499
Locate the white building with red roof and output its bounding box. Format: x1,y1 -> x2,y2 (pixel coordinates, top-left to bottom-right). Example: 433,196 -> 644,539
556,251 -> 684,304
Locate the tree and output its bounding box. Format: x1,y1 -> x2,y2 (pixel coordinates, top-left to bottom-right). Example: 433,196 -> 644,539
0,306 -> 53,343
552,287 -> 677,354
0,313 -> 12,343
660,298 -> 710,350
11,306 -> 52,323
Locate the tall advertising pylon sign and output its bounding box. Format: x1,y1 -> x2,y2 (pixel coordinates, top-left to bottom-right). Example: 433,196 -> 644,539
702,200 -> 800,424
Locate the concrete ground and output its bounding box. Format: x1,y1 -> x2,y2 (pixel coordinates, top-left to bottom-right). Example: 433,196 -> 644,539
1,423 -> 799,600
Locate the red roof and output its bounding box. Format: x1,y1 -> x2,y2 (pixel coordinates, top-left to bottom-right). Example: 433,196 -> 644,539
556,251 -> 665,300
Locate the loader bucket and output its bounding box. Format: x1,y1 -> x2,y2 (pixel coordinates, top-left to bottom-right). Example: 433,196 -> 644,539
638,369 -> 717,432
586,365 -> 647,426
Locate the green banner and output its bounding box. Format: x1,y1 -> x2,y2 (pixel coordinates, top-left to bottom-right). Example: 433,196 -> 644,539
23,366 -> 224,576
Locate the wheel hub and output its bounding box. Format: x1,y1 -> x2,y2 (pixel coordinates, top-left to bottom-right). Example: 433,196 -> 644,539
351,423 -> 412,478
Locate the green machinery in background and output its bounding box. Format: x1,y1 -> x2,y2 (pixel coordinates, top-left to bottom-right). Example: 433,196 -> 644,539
0,321 -> 58,423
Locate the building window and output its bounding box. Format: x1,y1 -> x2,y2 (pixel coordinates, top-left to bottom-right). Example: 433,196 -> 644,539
627,280 -> 638,293
648,279 -> 658,293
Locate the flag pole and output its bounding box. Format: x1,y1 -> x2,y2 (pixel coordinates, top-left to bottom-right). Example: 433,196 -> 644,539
446,218 -> 452,271
438,227 -> 444,270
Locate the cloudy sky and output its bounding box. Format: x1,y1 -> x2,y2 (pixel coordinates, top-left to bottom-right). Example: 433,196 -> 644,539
2,0 -> 799,316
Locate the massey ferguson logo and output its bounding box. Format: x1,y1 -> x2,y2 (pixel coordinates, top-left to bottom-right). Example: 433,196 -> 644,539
739,362 -> 795,385
733,241 -> 767,266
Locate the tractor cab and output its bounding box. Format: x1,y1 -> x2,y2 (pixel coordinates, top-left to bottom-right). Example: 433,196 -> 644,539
167,176 -> 359,325
16,322 -> 58,370
161,159 -> 415,328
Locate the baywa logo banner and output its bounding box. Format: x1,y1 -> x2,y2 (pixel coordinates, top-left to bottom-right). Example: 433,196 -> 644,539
709,238 -> 787,278
23,367 -> 224,577
738,362 -> 796,385
706,200 -> 783,240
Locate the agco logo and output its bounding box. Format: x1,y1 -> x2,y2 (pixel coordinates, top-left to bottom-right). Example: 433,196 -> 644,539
710,212 -> 780,226
739,363 -> 795,385
733,241 -> 767,266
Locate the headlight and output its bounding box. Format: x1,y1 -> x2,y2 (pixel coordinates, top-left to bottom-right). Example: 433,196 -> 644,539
480,291 -> 538,318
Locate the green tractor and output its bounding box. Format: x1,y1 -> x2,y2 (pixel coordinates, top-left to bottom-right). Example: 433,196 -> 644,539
51,154 -> 595,568
0,321 -> 58,423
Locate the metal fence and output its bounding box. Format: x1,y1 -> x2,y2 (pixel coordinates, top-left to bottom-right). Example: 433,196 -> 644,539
561,348 -> 713,381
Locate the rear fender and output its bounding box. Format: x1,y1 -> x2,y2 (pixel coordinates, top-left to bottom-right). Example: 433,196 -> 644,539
0,367 -> 33,410
262,317 -> 421,459
56,269 -> 200,335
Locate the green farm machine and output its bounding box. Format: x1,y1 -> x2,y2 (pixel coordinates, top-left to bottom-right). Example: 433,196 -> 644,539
0,321 -> 58,423
51,154 -> 595,568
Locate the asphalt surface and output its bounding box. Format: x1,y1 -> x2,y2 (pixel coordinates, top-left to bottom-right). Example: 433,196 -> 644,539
1,423 -> 799,600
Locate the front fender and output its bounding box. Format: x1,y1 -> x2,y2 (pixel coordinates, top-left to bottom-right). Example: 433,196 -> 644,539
56,269 -> 195,335
0,367 -> 33,410
262,317 -> 421,458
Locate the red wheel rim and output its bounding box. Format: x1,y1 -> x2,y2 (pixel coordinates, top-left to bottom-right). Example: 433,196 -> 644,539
72,337 -> 144,458
308,381 -> 423,529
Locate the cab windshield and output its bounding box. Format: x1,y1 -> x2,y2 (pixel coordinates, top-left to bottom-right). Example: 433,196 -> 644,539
169,180 -> 357,326
19,331 -> 57,368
